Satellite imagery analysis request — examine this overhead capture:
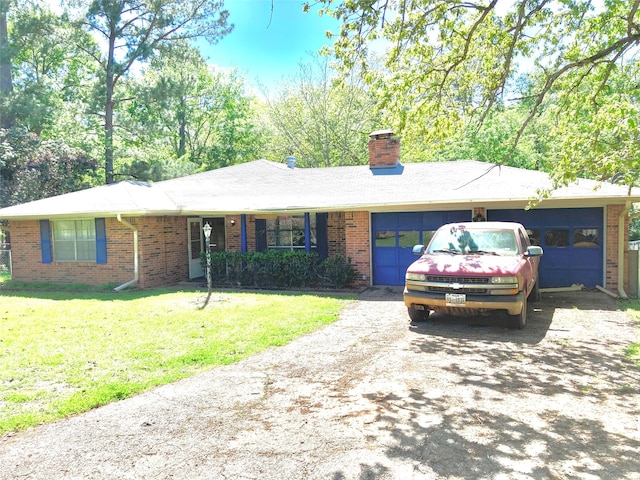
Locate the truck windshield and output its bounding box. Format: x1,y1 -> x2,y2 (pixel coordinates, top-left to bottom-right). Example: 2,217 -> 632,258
427,227 -> 518,255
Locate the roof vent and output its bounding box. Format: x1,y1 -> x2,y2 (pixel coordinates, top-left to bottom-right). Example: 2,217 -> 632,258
286,155 -> 296,169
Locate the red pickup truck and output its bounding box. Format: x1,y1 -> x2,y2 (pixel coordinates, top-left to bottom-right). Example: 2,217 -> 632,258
403,221 -> 543,329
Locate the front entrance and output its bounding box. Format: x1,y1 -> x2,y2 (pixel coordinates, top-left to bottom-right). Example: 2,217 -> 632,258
188,218 -> 204,279
202,218 -> 226,253
188,217 -> 227,279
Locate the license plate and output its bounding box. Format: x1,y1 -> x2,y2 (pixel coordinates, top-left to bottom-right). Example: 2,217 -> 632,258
445,293 -> 466,305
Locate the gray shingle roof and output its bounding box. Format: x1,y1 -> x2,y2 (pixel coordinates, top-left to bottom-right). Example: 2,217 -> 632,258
1,160 -> 638,220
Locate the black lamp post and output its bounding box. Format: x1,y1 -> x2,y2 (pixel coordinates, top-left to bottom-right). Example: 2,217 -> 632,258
202,222 -> 212,294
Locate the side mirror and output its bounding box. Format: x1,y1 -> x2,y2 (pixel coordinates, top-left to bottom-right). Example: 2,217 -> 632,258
412,244 -> 426,255
525,245 -> 543,257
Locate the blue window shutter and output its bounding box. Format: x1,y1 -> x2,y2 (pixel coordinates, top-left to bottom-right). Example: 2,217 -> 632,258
304,213 -> 312,252
95,218 -> 107,264
241,214 -> 248,253
39,220 -> 52,264
316,213 -> 328,260
255,219 -> 267,252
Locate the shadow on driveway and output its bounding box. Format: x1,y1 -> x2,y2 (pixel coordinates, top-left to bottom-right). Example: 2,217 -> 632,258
350,289 -> 640,479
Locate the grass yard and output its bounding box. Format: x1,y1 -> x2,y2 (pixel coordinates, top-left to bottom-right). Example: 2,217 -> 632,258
625,299 -> 640,367
0,288 -> 352,435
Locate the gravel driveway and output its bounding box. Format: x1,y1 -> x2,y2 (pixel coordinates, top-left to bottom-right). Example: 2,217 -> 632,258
1,288 -> 639,479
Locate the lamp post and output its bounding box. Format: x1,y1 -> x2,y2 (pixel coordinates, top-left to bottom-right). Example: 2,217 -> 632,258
202,222 -> 212,294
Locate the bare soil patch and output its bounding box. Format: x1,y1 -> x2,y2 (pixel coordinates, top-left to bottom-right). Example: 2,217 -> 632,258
1,288 -> 638,479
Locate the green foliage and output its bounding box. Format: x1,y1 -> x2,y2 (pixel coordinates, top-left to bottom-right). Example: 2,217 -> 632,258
543,65 -> 640,190
0,128 -> 99,207
65,0 -> 234,183
624,300 -> 640,367
630,204 -> 640,242
118,42 -> 265,179
261,54 -> 381,167
201,251 -> 359,289
318,254 -> 359,288
406,103 -> 551,171
317,0 -> 640,188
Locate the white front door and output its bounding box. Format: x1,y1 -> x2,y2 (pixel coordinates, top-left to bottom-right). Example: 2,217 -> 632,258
187,218 -> 205,279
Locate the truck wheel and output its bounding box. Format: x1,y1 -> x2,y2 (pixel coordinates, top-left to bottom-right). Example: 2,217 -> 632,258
530,276 -> 541,302
408,305 -> 430,323
508,295 -> 527,329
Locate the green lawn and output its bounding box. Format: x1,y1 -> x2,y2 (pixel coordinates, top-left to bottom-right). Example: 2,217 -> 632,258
625,299 -> 640,367
0,288 -> 352,435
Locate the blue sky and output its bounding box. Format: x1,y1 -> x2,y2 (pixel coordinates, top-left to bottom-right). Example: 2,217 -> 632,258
201,1 -> 340,90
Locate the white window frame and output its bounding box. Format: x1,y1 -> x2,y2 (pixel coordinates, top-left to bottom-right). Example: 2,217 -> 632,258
52,220 -> 97,262
266,214 -> 316,251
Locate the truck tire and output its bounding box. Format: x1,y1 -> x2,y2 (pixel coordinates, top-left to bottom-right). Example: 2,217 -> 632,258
408,305 -> 430,323
530,275 -> 541,302
508,295 -> 527,329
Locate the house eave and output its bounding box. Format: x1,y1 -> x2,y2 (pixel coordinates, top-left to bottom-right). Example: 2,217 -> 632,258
0,210 -> 185,222
2,194 -> 636,222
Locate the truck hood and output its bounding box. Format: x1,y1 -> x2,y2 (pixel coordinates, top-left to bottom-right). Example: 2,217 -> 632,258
407,253 -> 523,277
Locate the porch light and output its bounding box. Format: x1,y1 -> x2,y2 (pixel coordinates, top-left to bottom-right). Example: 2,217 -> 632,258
203,222 -> 212,294
203,222 -> 212,240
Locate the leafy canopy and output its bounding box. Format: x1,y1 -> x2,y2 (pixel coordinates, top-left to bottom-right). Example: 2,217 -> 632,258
313,0 -> 640,189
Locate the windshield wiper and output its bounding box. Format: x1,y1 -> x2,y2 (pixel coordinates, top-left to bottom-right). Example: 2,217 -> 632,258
431,248 -> 460,254
472,250 -> 499,255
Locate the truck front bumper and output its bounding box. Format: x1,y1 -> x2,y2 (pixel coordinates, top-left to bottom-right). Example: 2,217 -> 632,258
404,288 -> 525,316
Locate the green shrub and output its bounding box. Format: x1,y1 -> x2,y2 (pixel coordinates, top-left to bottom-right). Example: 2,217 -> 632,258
318,254 -> 359,288
200,251 -> 358,289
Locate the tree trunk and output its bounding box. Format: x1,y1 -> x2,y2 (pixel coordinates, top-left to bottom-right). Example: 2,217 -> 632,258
0,5 -> 14,129
178,96 -> 186,158
104,27 -> 116,184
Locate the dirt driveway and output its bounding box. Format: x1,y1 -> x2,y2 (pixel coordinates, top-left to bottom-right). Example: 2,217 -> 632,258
1,288 -> 639,479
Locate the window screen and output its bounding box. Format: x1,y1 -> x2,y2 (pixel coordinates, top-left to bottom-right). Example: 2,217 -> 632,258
52,220 -> 96,261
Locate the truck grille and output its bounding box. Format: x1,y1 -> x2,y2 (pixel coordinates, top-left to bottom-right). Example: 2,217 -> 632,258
427,276 -> 490,284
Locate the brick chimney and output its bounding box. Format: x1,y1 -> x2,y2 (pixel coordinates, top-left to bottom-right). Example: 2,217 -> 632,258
368,129 -> 400,169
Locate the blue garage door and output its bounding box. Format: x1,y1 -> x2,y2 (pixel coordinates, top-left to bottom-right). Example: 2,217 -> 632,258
489,208 -> 603,288
372,211 -> 469,285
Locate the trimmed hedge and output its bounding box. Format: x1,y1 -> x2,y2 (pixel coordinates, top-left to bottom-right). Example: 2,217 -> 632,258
200,251 -> 358,289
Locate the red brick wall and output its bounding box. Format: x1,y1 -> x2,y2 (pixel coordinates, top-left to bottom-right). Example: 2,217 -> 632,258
605,204 -> 629,293
328,212 -> 346,258
225,215 -> 255,252
9,216 -> 188,289
226,215 -> 241,252
10,218 -> 134,287
136,216 -> 188,289
344,211 -> 370,287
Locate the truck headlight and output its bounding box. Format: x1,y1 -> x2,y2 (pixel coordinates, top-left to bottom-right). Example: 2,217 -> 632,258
406,273 -> 426,281
491,276 -> 518,284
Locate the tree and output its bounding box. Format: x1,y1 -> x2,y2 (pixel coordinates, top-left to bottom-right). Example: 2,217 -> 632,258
0,128 -> 99,207
0,2 -> 103,204
66,0 -> 233,183
0,0 -> 14,128
313,0 -> 640,189
118,42 -> 264,180
8,4 -> 99,136
262,54 -> 381,167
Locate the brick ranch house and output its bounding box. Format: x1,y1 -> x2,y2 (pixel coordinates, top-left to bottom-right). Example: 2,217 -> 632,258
1,130 -> 639,296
